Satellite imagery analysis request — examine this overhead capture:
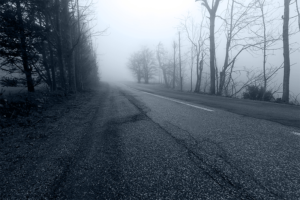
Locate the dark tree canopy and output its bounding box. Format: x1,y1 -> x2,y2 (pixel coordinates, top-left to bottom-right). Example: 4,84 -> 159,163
0,0 -> 101,93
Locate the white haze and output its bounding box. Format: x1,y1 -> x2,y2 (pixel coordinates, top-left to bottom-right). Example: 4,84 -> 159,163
93,0 -> 300,96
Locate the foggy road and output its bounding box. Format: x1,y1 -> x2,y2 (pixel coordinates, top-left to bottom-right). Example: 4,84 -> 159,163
1,0 -> 300,198
2,82 -> 300,199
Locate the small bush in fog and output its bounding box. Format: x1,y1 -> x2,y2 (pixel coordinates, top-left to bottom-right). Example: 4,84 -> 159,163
243,85 -> 274,101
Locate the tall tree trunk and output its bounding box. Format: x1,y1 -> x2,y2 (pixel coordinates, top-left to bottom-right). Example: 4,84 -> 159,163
199,55 -> 204,91
215,56 -> 219,94
219,39 -> 230,95
194,49 -> 200,93
48,41 -> 56,90
190,68 -> 193,92
225,58 -> 235,96
62,0 -> 76,93
178,32 -> 182,91
209,14 -> 216,94
75,48 -> 81,90
144,70 -> 149,84
219,0 -> 234,96
261,3 -> 267,100
282,0 -> 291,103
75,0 -> 82,91
138,65 -> 141,83
16,0 -> 34,92
162,69 -> 168,87
55,0 -> 67,93
296,0 -> 300,31
201,0 -> 220,94
143,55 -> 149,84
39,15 -> 52,90
190,46 -> 193,92
173,41 -> 176,89
41,40 -> 52,90
156,43 -> 169,88
46,15 -> 56,90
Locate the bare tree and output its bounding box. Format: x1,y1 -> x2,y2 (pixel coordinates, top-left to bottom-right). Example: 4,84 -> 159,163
197,54 -> 205,92
62,0 -> 76,93
141,47 -> 156,84
55,0 -> 67,92
218,0 -> 257,95
75,0 -> 82,91
282,0 -> 291,102
198,0 -> 221,94
178,32 -> 183,91
128,52 -> 143,83
39,14 -> 52,91
172,41 -> 177,88
248,0 -> 281,100
296,0 -> 300,30
258,0 -> 268,99
16,0 -> 35,92
180,13 -> 208,93
156,43 -> 172,87
202,72 -> 210,93
166,59 -> 175,87
190,45 -> 194,91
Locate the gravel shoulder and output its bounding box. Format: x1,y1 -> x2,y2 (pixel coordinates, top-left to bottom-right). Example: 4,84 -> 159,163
0,85 -> 109,199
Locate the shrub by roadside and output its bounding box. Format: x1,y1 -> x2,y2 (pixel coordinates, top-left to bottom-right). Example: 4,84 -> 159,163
0,90 -> 66,129
243,85 -> 274,102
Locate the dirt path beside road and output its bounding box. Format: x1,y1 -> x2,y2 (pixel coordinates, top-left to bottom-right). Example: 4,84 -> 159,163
0,84 -> 109,199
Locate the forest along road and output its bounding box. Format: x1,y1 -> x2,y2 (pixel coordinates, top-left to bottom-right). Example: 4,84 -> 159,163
1,82 -> 300,199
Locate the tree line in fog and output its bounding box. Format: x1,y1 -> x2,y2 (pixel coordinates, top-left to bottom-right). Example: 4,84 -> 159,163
0,0 -> 103,94
128,0 -> 300,103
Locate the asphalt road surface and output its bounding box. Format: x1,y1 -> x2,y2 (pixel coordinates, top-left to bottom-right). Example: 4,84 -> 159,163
1,82 -> 300,199
124,82 -> 300,129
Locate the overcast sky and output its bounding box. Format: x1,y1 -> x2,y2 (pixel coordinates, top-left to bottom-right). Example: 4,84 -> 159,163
94,0 -> 199,80
93,0 -> 299,97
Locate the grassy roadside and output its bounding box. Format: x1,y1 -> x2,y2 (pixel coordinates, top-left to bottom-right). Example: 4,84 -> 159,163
0,84 -> 107,199
0,89 -> 65,129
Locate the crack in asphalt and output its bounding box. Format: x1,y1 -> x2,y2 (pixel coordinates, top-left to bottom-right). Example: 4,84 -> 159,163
120,88 -> 283,200
170,124 -> 283,199
169,123 -> 283,198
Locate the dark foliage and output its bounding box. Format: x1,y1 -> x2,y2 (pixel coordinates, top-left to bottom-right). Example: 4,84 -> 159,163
0,0 -> 101,93
0,0 -> 43,66
0,89 -> 67,128
0,77 -> 18,87
243,85 -> 274,101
